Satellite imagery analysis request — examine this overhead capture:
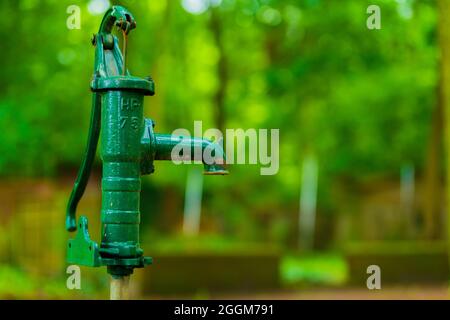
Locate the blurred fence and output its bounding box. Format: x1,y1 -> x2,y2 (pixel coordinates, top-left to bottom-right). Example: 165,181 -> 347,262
0,177 -> 101,276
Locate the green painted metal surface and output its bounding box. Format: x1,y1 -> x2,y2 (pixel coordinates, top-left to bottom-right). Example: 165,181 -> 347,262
66,6 -> 227,277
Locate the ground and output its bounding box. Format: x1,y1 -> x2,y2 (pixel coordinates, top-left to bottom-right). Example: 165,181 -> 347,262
146,286 -> 450,300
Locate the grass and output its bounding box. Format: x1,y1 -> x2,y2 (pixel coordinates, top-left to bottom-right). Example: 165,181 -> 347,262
281,253 -> 348,287
0,264 -> 108,299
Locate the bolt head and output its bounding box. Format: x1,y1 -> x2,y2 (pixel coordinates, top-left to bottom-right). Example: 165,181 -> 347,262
91,34 -> 97,46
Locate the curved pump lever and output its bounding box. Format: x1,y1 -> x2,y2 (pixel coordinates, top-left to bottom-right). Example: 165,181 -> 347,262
65,93 -> 101,232
66,6 -> 137,232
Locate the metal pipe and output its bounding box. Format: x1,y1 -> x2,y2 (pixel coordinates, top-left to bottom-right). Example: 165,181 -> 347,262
153,133 -> 228,175
110,276 -> 129,300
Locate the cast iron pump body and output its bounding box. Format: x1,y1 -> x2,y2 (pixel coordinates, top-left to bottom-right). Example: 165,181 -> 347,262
66,6 -> 227,278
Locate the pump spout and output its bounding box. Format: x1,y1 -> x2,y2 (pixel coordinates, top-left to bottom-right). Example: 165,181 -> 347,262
153,134 -> 228,175
140,118 -> 228,175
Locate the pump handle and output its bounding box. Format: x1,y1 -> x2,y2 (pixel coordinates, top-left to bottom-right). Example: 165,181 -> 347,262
66,6 -> 137,231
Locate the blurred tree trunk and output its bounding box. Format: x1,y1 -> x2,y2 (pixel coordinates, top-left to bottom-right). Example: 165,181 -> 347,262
209,9 -> 227,134
152,1 -> 173,125
438,0 -> 450,242
423,85 -> 443,240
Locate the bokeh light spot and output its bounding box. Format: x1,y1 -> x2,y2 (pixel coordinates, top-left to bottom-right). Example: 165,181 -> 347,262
182,0 -> 209,15
88,0 -> 110,16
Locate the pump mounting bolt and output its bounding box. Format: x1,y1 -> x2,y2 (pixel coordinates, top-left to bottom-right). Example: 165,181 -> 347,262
91,34 -> 97,46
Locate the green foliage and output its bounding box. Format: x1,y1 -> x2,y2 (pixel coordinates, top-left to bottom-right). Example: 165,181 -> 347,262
0,0 -> 437,176
0,0 -> 440,239
281,253 -> 348,286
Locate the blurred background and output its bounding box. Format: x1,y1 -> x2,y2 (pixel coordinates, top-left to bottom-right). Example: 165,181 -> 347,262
0,0 -> 449,299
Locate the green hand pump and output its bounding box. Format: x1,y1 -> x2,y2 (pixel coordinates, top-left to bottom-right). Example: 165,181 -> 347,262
66,6 -> 227,298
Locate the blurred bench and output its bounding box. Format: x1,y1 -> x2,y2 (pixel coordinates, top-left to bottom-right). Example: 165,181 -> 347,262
140,250 -> 281,295
345,241 -> 449,285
